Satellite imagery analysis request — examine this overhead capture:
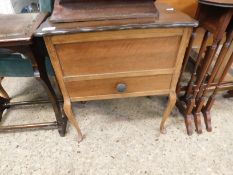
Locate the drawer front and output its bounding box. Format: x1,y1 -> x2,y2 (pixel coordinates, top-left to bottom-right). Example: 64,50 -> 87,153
55,36 -> 181,77
65,74 -> 172,101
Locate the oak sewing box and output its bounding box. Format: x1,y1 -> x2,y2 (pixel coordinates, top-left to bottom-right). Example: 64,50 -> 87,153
36,0 -> 198,141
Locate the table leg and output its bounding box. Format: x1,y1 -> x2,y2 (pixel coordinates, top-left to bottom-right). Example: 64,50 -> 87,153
202,52 -> 233,131
31,38 -> 68,137
176,29 -> 201,135
184,31 -> 210,99
176,5 -> 201,95
185,99 -> 196,135
64,99 -> 83,142
176,28 -> 197,94
193,38 -> 221,132
194,20 -> 233,132
160,91 -> 176,134
43,36 -> 85,141
0,77 -> 10,122
176,99 -> 194,135
0,96 -> 9,122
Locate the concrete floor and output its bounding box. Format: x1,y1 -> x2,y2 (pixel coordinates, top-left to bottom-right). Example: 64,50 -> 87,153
0,77 -> 233,175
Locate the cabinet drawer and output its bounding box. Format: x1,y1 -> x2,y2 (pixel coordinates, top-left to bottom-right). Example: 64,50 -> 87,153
65,74 -> 172,101
55,36 -> 181,77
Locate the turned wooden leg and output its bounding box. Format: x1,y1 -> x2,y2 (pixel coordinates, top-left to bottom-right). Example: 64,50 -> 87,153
185,114 -> 193,135
202,95 -> 215,132
176,28 -> 198,94
64,99 -> 83,142
34,58 -> 67,137
0,77 -> 10,99
223,90 -> 233,98
193,112 -> 202,134
176,99 -> 194,135
160,92 -> 176,134
185,98 -> 195,135
36,76 -> 67,137
202,110 -> 212,132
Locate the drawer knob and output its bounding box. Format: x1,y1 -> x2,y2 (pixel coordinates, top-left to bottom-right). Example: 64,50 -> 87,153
116,83 -> 126,93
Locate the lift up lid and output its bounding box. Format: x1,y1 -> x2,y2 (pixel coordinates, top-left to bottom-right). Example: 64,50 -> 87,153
50,0 -> 159,23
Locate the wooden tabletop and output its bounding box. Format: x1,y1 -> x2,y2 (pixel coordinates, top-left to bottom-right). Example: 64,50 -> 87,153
199,0 -> 233,7
0,13 -> 47,43
35,3 -> 198,36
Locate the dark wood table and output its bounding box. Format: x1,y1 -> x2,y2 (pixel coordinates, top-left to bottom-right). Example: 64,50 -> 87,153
177,0 -> 233,135
0,13 -> 67,136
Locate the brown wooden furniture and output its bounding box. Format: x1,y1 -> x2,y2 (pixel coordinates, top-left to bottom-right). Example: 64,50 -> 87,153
51,0 -> 159,23
158,0 -> 197,17
0,13 -> 67,135
177,0 -> 233,135
158,0 -> 231,49
36,2 -> 197,142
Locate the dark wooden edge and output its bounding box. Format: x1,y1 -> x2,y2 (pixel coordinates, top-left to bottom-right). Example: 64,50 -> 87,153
35,21 -> 199,37
0,41 -> 32,47
30,13 -> 49,38
199,0 -> 233,8
0,13 -> 48,44
34,2 -> 199,36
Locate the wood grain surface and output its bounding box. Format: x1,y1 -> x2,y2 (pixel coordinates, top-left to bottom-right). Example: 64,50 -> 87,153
55,34 -> 181,77
43,3 -> 194,138
0,13 -> 47,43
66,75 -> 172,101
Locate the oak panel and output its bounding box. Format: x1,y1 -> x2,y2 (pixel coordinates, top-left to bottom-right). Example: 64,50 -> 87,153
65,74 -> 172,101
56,36 -> 181,76
51,28 -> 183,44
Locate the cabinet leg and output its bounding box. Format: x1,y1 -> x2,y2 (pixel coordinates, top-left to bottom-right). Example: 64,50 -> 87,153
160,92 -> 176,134
36,76 -> 67,137
64,99 -> 83,142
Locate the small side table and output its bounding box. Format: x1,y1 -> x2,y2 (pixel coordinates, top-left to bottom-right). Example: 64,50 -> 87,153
177,0 -> 233,135
0,13 -> 67,136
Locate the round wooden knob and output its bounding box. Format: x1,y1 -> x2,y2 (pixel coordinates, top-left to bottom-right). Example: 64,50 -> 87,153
116,83 -> 126,93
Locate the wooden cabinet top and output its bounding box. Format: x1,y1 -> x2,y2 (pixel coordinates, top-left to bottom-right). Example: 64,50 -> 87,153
35,3 -> 198,36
